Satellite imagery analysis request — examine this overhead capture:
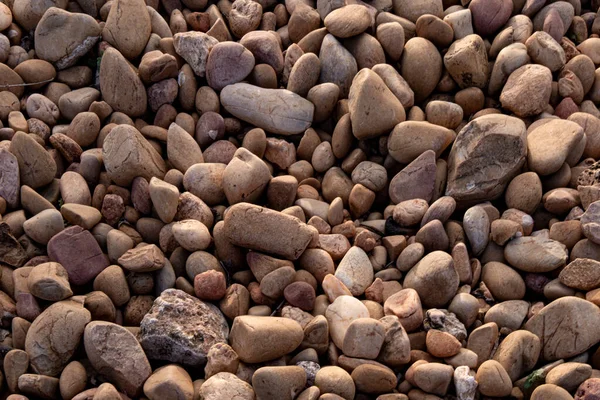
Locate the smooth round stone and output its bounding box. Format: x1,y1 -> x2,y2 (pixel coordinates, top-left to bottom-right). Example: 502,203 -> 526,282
403,251 -> 458,308
504,236 -> 567,273
325,295 -> 369,349
333,246 -> 374,296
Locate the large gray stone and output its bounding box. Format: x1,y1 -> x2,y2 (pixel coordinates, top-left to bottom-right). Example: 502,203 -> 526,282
139,289 -> 229,366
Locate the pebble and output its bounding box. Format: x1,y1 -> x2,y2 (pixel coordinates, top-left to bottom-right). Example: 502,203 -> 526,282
546,362 -> 592,392
84,321 -> 151,396
342,318 -> 385,359
527,119 -> 584,176
413,362 -> 454,396
326,295 -> 369,349
476,360 -> 512,397
221,83 -> 314,135
504,236 -> 568,272
334,246 -> 373,296
25,299 -> 91,377
404,251 -> 458,308
426,329 -> 462,358
525,297 -> 600,361
143,364 -> 194,400
252,366 -> 307,400
199,372 -> 255,400
48,225 -> 109,285
102,124 -> 166,186
229,315 -> 303,363
315,366 -> 355,400
223,202 -> 313,260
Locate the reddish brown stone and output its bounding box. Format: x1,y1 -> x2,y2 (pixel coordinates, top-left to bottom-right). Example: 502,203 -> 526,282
47,226 -> 109,285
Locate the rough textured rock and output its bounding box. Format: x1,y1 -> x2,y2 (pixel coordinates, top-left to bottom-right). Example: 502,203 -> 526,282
199,372 -> 255,400
500,64 -> 553,117
139,289 -> 228,366
0,149 -> 19,208
173,32 -> 219,77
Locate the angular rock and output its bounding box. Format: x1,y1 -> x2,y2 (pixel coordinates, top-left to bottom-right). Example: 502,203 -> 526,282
348,68 -> 405,140
0,223 -> 28,267
139,289 -> 228,366
444,34 -> 489,89
173,32 -> 219,77
47,225 -> 109,285
389,150 -> 437,204
200,372 -> 255,400
500,64 -> 553,117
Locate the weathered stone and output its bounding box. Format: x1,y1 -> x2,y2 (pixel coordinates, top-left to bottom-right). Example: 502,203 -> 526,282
525,297 -> 600,361
84,321 -> 152,397
173,32 -> 218,77
223,202 -> 313,260
229,316 -> 303,363
221,83 -> 314,135
139,289 -> 228,366
25,299 -> 91,377
48,225 -> 109,285
446,114 -> 527,204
